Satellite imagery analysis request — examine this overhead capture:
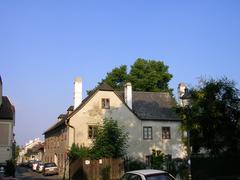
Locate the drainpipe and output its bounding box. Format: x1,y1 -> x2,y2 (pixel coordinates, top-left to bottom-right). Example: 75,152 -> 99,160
64,118 -> 75,180
65,119 -> 75,145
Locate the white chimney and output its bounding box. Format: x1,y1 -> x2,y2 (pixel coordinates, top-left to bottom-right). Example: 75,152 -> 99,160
124,82 -> 132,109
0,76 -> 2,106
74,77 -> 82,110
178,82 -> 189,107
178,83 -> 187,99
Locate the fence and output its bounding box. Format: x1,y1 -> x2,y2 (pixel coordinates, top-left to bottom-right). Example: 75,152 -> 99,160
70,158 -> 123,180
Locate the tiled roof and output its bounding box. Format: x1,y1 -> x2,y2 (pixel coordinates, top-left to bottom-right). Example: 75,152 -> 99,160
0,96 -> 15,120
43,115 -> 66,134
44,83 -> 179,134
116,91 -> 179,121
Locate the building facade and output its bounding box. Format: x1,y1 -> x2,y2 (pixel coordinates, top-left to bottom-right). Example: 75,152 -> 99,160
0,76 -> 15,165
17,138 -> 43,164
44,78 -> 186,176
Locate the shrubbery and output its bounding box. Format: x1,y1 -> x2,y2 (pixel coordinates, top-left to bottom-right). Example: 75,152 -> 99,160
68,144 -> 90,161
68,118 -> 128,161
124,157 -> 146,171
5,158 -> 16,177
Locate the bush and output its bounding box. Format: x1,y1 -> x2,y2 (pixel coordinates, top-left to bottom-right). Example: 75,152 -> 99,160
69,119 -> 128,161
69,144 -> 90,161
150,149 -> 164,169
168,158 -> 188,180
124,157 -> 146,171
91,119 -> 128,159
5,159 -> 15,177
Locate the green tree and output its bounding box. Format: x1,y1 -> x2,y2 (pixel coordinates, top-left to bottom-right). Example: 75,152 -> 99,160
68,143 -> 90,161
15,145 -> 20,160
176,78 -> 240,156
97,58 -> 172,93
91,119 -> 128,159
101,65 -> 128,91
129,58 -> 172,92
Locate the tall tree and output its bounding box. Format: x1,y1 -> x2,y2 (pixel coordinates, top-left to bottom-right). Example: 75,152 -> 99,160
176,78 -> 240,156
101,65 -> 128,90
91,119 -> 128,159
99,58 -> 173,92
129,58 -> 172,92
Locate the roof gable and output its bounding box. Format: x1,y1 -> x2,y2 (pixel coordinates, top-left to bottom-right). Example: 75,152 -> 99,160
44,83 -> 115,134
44,83 -> 180,134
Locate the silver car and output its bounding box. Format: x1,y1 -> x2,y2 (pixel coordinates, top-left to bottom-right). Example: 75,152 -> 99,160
121,169 -> 175,180
43,163 -> 58,176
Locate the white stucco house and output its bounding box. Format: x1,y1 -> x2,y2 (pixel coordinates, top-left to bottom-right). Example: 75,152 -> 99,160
68,79 -> 185,159
0,76 -> 15,165
17,138 -> 44,164
44,77 -> 186,176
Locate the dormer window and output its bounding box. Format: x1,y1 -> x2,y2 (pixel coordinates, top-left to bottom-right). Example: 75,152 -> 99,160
101,98 -> 110,109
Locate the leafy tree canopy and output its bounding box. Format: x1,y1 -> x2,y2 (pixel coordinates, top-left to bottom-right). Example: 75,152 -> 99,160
69,119 -> 128,160
96,58 -> 173,93
176,78 -> 240,157
91,119 -> 128,159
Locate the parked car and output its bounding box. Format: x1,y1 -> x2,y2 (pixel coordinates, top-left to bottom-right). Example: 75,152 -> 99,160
42,163 -> 58,176
121,169 -> 176,180
28,160 -> 36,168
36,162 -> 44,173
32,161 -> 42,171
0,165 -> 5,177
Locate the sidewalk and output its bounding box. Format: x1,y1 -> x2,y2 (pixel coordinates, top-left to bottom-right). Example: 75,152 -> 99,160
0,177 -> 16,180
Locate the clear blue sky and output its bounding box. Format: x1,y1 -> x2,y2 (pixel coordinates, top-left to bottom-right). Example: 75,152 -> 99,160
0,0 -> 240,146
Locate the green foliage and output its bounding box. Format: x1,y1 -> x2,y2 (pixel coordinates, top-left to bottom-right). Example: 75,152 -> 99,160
69,119 -> 128,160
101,65 -> 128,90
129,59 -> 173,92
150,149 -> 164,169
91,119 -> 128,159
101,165 -> 111,180
15,145 -> 20,159
95,58 -> 173,93
176,77 -> 240,156
5,158 -> 15,177
124,157 -> 146,171
69,143 -> 90,161
168,158 -> 188,180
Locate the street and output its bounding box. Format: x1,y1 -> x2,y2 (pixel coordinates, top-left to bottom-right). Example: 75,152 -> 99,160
15,166 -> 62,180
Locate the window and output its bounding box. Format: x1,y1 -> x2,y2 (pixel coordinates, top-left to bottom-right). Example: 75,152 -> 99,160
88,125 -> 98,139
162,127 -> 171,139
143,127 -> 152,140
102,98 -> 110,109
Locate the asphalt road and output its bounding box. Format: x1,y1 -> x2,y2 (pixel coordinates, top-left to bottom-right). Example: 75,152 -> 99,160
15,166 -> 62,180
